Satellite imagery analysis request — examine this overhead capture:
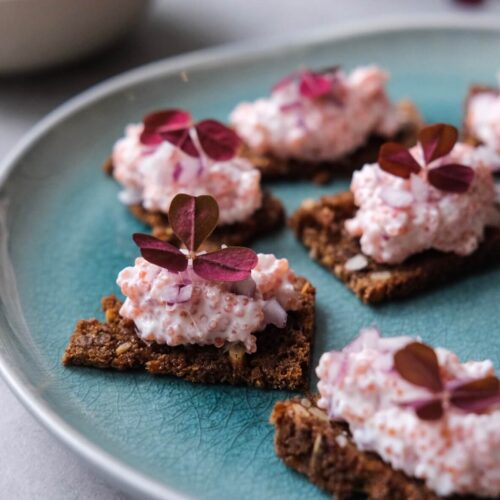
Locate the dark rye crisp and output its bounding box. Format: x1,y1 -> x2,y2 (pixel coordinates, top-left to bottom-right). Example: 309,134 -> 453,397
240,100 -> 423,184
463,85 -> 499,147
270,398 -> 479,500
290,192 -> 500,304
103,159 -> 285,248
62,277 -> 315,390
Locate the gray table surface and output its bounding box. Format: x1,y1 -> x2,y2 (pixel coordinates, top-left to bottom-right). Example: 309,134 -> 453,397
1,1 -> 499,498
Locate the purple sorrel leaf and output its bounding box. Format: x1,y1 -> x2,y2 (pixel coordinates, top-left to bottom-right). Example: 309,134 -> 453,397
132,233 -> 188,272
299,70 -> 333,99
195,119 -> 241,161
450,376 -> 500,413
160,128 -> 200,157
394,342 -> 443,392
399,397 -> 444,421
419,124 -> 458,164
168,194 -> 219,252
192,247 -> 258,282
378,142 -> 422,179
427,164 -> 475,193
140,109 -> 192,146
415,398 -> 444,420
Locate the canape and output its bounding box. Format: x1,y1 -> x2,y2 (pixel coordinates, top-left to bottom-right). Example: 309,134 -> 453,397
290,124 -> 500,303
230,65 -> 422,183
463,83 -> 500,172
105,110 -> 284,247
63,194 -> 315,390
271,328 -> 500,499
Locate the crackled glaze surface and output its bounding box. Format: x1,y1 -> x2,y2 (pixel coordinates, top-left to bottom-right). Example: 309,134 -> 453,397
0,25 -> 500,500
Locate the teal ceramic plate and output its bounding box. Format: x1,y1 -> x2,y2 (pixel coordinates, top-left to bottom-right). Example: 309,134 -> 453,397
1,17 -> 499,500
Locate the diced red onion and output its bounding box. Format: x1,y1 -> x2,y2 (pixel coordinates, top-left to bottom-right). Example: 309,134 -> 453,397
297,115 -> 307,130
173,162 -> 183,182
178,161 -> 199,184
231,277 -> 256,297
380,187 -> 414,208
162,285 -> 179,303
162,283 -> 193,304
141,147 -> 156,157
331,352 -> 349,384
263,298 -> 287,328
279,101 -> 302,112
177,284 -> 193,302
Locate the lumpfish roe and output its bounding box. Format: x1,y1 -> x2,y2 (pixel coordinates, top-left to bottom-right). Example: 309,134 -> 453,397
230,66 -> 403,162
345,142 -> 500,264
317,328 -> 500,497
117,254 -> 300,353
112,124 -> 262,225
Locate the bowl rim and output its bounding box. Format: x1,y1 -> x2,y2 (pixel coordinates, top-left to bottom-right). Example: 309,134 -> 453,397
0,14 -> 499,500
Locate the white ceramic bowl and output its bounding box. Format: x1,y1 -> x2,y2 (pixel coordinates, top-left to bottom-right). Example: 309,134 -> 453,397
0,0 -> 149,74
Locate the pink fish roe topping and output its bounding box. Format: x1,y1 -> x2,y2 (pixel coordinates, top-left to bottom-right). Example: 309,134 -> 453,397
345,142 -> 500,264
111,124 -> 262,225
116,254 -> 301,353
317,328 -> 500,497
230,66 -> 404,162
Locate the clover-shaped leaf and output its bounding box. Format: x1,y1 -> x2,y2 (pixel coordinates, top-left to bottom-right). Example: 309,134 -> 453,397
195,120 -> 241,161
169,194 -> 219,252
394,342 -> 443,392
140,109 -> 192,146
299,71 -> 333,99
378,142 -> 421,179
418,123 -> 458,164
272,67 -> 339,100
394,341 -> 500,421
160,128 -> 200,157
193,247 -> 258,282
377,123 -> 475,194
450,376 -> 500,412
139,109 -> 241,162
414,398 -> 444,420
133,194 -> 258,289
132,233 -> 188,273
427,164 -> 475,193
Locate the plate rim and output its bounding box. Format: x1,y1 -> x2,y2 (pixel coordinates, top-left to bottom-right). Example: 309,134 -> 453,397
0,14 -> 499,500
